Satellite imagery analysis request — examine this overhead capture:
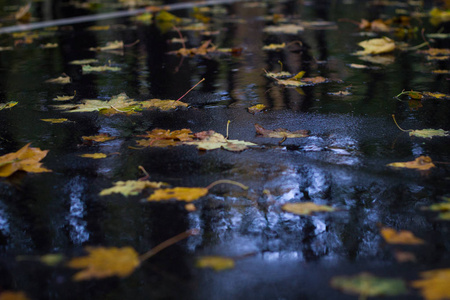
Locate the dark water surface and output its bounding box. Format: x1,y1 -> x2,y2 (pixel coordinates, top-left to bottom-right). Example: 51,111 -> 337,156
0,0 -> 449,299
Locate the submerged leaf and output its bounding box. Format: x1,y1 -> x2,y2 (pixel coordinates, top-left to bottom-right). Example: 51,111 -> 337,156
387,156 -> 435,171
255,123 -> 309,138
148,187 -> 209,202
411,268 -> 450,300
354,37 -> 395,55
0,143 -> 51,177
196,256 -> 235,271
41,118 -> 68,123
82,64 -> 121,73
282,202 -> 335,216
331,272 -> 407,297
380,227 -> 425,245
79,153 -> 108,159
67,247 -> 140,281
100,180 -> 168,197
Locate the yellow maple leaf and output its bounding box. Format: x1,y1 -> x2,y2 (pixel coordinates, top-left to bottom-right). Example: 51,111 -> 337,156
282,202 -> 335,216
79,153 -> 108,159
196,256 -> 235,271
148,187 -> 208,202
387,156 -> 435,171
0,143 -> 51,177
99,180 -> 168,196
67,247 -> 140,281
411,268 -> 450,300
380,227 -> 425,245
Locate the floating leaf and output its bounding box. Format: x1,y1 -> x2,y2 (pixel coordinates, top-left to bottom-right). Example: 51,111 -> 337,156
0,143 -> 51,177
411,268 -> 450,300
41,118 -> 68,124
17,253 -> 65,267
262,43 -> 286,51
53,93 -> 139,113
148,187 -> 208,202
186,131 -> 256,152
354,37 -> 396,55
331,272 -> 407,298
387,156 -> 435,171
40,43 -> 58,49
139,99 -> 189,111
168,40 -> 217,57
255,123 -> 309,138
423,199 -> 450,220
394,250 -> 416,263
273,71 -> 306,87
409,129 -> 449,138
79,153 -> 108,159
282,202 -> 335,216
67,246 -> 140,281
0,291 -> 30,300
0,46 -> 14,51
380,227 -> 425,245
99,180 -> 168,197
263,24 -> 304,34
69,59 -> 99,65
82,133 -> 116,143
196,256 -> 235,271
247,104 -> 267,114
89,40 -> 123,52
53,94 -> 74,101
46,74 -> 71,84
264,71 -> 292,79
0,101 -> 18,110
136,129 -> 194,148
82,64 -> 121,73
328,90 -> 352,96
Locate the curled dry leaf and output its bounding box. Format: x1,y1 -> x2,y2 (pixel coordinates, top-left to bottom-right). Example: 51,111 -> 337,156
380,227 -> 425,245
67,246 -> 140,281
100,180 -> 168,197
387,156 -> 435,171
331,272 -> 407,298
196,256 -> 235,271
0,143 -> 51,177
354,37 -> 395,55
411,268 -> 450,300
255,123 -> 309,138
148,187 -> 209,202
282,202 -> 335,216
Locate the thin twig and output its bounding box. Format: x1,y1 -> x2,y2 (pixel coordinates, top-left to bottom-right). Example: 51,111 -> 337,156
206,179 -> 248,191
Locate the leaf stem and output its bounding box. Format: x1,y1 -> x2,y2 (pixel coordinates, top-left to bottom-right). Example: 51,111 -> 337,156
139,229 -> 199,263
173,78 -> 205,104
138,165 -> 150,181
391,114 -> 410,132
206,179 -> 248,191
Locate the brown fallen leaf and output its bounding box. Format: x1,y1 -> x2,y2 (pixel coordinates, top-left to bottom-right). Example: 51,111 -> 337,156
186,131 -> 256,152
45,74 -> 71,84
255,123 -> 309,138
67,247 -> 140,281
411,268 -> 450,300
387,156 -> 436,171
0,143 -> 51,177
282,202 -> 335,216
0,291 -> 30,300
136,129 -> 194,147
139,99 -> 188,111
380,227 -> 425,245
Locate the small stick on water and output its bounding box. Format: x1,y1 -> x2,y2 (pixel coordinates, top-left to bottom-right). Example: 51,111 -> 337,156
226,120 -> 231,139
206,179 -> 248,191
392,114 -> 411,132
138,165 -> 150,181
139,229 -> 199,262
172,78 -> 205,105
